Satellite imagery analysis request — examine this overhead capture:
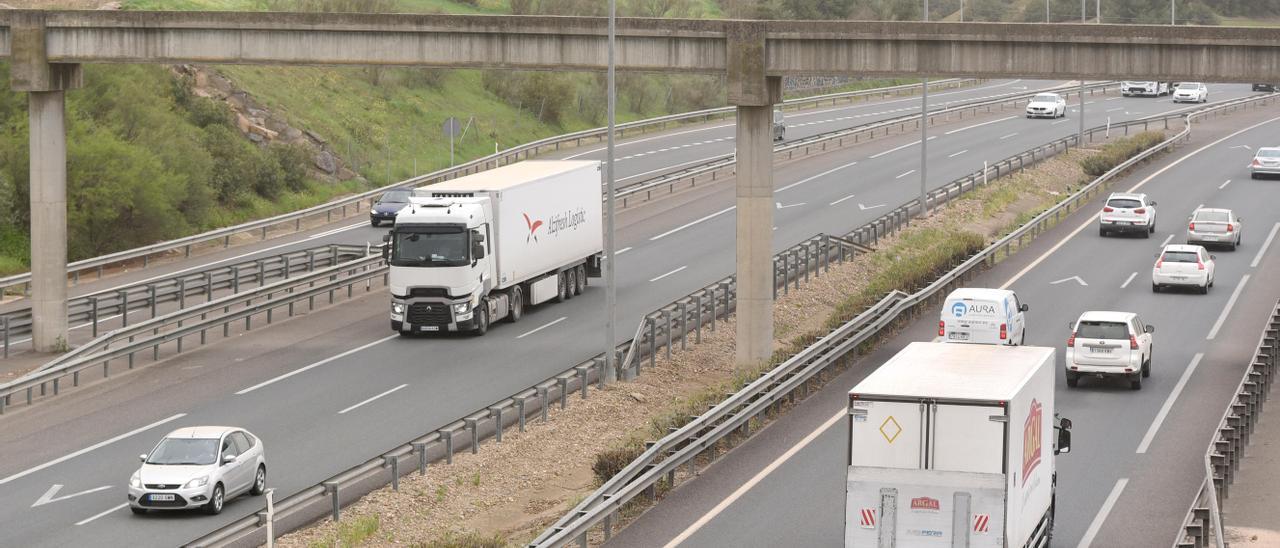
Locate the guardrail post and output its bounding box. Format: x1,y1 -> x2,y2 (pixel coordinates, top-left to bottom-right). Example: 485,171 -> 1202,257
558,377 -> 570,409
442,430 -> 454,464
383,455 -> 399,491
679,302 -> 688,351
576,367 -> 590,399
119,290 -> 129,327
176,278 -> 186,353
412,442 -> 427,475
538,385 -> 550,422
694,294 -> 703,343
663,310 -> 672,360
648,316 -> 657,370
491,406 -> 505,443
323,482 -> 340,522
2,316 -> 8,359
515,395 -> 528,432
465,418 -> 480,454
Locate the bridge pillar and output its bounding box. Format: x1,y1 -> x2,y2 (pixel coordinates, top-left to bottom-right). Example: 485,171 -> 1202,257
11,12 -> 82,352
728,21 -> 781,370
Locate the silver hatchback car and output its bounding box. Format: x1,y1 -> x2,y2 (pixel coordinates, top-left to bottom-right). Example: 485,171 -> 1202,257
1250,147 -> 1280,179
128,426 -> 267,515
1187,207 -> 1242,251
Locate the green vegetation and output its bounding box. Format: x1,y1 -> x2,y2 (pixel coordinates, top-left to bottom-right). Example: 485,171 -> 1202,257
419,531 -> 508,548
308,515 -> 381,548
1079,131 -> 1166,177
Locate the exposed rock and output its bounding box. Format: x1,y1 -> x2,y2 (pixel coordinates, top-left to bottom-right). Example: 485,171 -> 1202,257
235,112 -> 252,134
248,133 -> 264,143
284,127 -> 304,142
248,124 -> 279,141
337,167 -> 361,181
305,130 -> 327,144
313,151 -> 338,174
629,392 -> 647,403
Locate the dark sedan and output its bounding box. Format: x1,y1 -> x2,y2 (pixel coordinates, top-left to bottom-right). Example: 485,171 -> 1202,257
370,189 -> 412,227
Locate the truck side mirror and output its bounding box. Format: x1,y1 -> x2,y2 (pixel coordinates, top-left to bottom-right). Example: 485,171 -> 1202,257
472,243 -> 486,260
381,234 -> 391,261
1055,417 -> 1073,455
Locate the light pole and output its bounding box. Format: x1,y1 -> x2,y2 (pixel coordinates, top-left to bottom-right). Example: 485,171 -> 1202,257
1171,0 -> 1176,25
603,0 -> 618,383
919,0 -> 929,219
1079,0 -> 1085,146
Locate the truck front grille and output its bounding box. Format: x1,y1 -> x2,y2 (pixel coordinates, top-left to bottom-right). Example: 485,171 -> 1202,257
408,303 -> 451,325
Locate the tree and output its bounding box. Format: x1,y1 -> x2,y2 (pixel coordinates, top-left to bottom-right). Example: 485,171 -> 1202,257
782,0 -> 856,19
625,0 -> 696,17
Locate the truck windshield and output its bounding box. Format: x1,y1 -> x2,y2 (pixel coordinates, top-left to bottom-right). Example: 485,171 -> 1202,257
391,227 -> 469,267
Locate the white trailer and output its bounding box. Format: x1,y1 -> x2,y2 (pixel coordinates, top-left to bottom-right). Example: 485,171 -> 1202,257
844,342 -> 1072,547
385,160 -> 603,335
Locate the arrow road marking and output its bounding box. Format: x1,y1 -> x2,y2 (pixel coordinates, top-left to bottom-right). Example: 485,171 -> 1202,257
1230,145 -> 1253,151
1050,276 -> 1088,286
32,484 -> 114,507
857,203 -> 885,211
775,202 -> 806,210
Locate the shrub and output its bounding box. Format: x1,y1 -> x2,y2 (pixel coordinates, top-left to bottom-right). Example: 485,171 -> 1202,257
1080,131 -> 1166,177
592,440 -> 645,485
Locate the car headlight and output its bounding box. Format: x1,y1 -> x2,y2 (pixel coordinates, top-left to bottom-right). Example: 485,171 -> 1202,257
453,302 -> 471,314
391,303 -> 404,315
183,476 -> 209,489
130,472 -> 141,489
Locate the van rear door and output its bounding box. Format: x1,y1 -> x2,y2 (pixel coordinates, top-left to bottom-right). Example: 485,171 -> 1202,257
942,297 -> 1003,344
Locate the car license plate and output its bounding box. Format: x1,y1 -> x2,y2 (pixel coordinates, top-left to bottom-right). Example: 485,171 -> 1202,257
948,332 -> 969,341
1091,347 -> 1112,354
1115,221 -> 1131,225
149,494 -> 175,501
419,325 -> 439,332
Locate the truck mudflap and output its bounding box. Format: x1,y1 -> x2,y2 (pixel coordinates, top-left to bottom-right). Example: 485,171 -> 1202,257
845,467 -> 1006,548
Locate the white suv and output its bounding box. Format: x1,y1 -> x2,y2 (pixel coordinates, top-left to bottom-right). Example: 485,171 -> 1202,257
1065,311 -> 1155,390
1099,192 -> 1157,237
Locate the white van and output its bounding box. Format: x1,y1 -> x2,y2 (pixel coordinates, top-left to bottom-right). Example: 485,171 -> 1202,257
939,288 -> 1028,345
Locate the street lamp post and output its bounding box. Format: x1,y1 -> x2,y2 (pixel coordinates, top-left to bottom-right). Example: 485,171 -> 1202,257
919,0 -> 929,219
603,0 -> 617,383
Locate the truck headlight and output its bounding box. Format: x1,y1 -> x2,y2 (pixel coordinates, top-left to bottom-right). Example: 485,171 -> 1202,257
184,475 -> 209,489
453,302 -> 471,314
391,303 -> 405,315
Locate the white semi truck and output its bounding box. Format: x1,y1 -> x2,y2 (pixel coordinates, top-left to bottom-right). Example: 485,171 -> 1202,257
384,160 -> 604,335
844,342 -> 1072,547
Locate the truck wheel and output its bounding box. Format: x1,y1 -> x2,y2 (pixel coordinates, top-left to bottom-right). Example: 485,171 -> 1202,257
473,299 -> 489,336
554,272 -> 568,303
574,265 -> 586,295
507,287 -> 523,323
564,269 -> 577,300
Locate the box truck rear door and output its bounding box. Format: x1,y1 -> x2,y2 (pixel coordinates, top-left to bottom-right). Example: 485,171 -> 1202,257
849,400 -> 925,469
930,403 -> 1006,474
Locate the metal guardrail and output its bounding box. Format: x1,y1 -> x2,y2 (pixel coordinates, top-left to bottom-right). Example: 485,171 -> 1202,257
186,90 -> 1278,548
0,79 -> 980,297
0,244 -> 369,359
1173,303 -> 1280,548
0,253 -> 386,414
531,91 -> 1280,547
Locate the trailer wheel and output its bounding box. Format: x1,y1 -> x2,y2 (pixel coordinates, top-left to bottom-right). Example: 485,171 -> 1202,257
574,265 -> 586,295
507,286 -> 523,323
554,272 -> 568,303
564,269 -> 577,300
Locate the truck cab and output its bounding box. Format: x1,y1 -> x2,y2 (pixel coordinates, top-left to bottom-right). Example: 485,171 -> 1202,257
387,198 -> 498,334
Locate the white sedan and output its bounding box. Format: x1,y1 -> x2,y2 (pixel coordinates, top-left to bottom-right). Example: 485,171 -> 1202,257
128,426 -> 267,515
1172,83 -> 1208,103
1152,244 -> 1215,294
1025,93 -> 1066,118
1187,207 -> 1242,250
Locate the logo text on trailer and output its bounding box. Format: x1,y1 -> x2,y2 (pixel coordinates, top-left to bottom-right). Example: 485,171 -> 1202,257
910,497 -> 940,513
1022,399 -> 1044,483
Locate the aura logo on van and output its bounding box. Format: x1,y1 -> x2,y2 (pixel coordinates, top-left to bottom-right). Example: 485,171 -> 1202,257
952,302 -> 998,318
1022,399 -> 1044,482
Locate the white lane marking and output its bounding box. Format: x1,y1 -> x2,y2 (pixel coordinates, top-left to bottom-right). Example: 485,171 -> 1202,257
1159,234 -> 1174,247
663,408 -> 845,548
616,156 -> 732,184
948,149 -> 969,158
868,136 -> 936,160
649,266 -> 688,283
829,194 -> 857,206
1136,353 -> 1204,454
1001,114 -> 1280,290
787,79 -> 1027,120
1252,222 -> 1280,268
562,123 -> 735,159
858,203 -> 887,211
1207,274 -> 1250,341
517,317 -> 568,339
32,484 -> 114,507
236,335 -> 398,395
307,222 -> 366,240
649,206 -> 735,241
0,413 -> 187,486
775,202 -> 806,210
1219,179 -> 1231,189
1106,107 -> 1124,112
75,503 -> 128,526
999,132 -> 1018,140
338,384 -> 408,415
1120,272 -> 1137,288
1050,276 -> 1088,286
1052,119 -> 1071,125
776,160 -> 859,193
895,169 -> 916,179
1077,479 -> 1129,548
943,115 -> 1017,135
616,247 -> 633,255
1106,97 -> 1122,101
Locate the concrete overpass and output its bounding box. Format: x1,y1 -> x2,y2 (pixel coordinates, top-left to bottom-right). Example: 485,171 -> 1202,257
3,10 -> 1279,366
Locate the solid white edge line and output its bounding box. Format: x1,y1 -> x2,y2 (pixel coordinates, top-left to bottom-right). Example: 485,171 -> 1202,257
895,169 -> 916,179
1120,272 -> 1137,289
948,149 -> 969,158
663,408 -> 845,548
517,317 -> 568,339
1001,114 -> 1280,290
1219,179 -> 1231,189
0,413 -> 187,486
1207,274 -> 1250,341
776,160 -> 859,193
1159,234 -> 1174,247
1251,222 -> 1280,268
829,194 -> 857,206
1076,478 -> 1129,548
338,383 -> 408,415
649,265 -> 688,283
616,247 -> 633,255
236,335 -> 398,395
649,207 -> 735,241
1136,353 -> 1204,454
943,115 -> 1017,135
75,503 -> 129,526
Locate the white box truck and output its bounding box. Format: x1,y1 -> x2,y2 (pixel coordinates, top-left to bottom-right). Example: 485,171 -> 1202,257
844,342 -> 1072,547
384,160 -> 603,335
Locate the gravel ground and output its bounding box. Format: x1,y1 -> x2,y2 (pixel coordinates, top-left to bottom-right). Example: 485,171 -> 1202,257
275,145 -> 1109,547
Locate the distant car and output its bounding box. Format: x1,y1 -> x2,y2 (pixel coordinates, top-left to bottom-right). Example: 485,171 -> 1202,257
1122,81 -> 1170,97
370,189 -> 412,227
1250,147 -> 1280,179
1172,82 -> 1208,103
1025,93 -> 1066,119
772,109 -> 785,141
1065,311 -> 1154,390
129,427 -> 267,515
1187,207 -> 1242,250
1099,192 -> 1157,237
1253,83 -> 1277,92
939,287 -> 1028,346
1152,244 -> 1215,294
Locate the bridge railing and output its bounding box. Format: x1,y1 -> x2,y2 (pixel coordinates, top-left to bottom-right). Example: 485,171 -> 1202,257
0,79 -> 979,297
